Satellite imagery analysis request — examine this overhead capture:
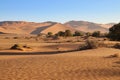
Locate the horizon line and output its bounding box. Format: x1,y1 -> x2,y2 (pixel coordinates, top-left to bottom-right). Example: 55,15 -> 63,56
0,20 -> 118,24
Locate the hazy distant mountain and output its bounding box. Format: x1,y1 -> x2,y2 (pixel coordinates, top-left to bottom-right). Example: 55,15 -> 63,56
99,23 -> 115,29
64,21 -> 115,33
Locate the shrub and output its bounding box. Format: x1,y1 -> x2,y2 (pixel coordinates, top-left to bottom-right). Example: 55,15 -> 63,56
86,32 -> 92,37
79,40 -> 101,50
52,35 -> 59,40
10,44 -> 31,50
57,31 -> 65,37
10,44 -> 23,50
66,40 -> 73,42
108,23 -> 120,41
113,43 -> 120,49
112,53 -> 120,57
56,30 -> 73,37
108,53 -> 120,58
92,31 -> 101,37
13,37 -> 19,39
47,32 -> 53,37
73,31 -> 83,36
65,30 -> 73,37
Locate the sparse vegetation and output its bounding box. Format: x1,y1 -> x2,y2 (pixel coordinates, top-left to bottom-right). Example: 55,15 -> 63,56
65,30 -> 73,37
108,53 -> 120,58
55,30 -> 72,37
10,44 -> 23,50
13,37 -> 19,39
57,31 -> 65,37
47,32 -> 53,37
113,43 -> 120,49
79,40 -> 103,50
79,40 -> 107,50
86,32 -> 92,37
92,31 -> 101,37
73,31 -> 83,36
108,23 -> 120,41
10,44 -> 31,51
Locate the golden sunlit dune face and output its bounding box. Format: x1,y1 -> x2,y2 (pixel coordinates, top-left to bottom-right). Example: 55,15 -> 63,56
41,23 -> 76,34
0,21 -> 53,34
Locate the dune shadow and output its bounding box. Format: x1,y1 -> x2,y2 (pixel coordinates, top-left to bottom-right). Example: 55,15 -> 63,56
31,23 -> 56,34
31,26 -> 50,34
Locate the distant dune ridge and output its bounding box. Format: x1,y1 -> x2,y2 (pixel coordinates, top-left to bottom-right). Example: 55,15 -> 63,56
0,21 -> 115,34
64,21 -> 115,33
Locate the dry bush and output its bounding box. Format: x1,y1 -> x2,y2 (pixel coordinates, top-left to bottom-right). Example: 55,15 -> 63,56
112,53 -> 120,57
10,44 -> 31,51
76,40 -> 81,42
113,43 -> 120,49
66,40 -> 73,42
79,40 -> 105,50
13,37 -> 19,39
10,44 -> 23,50
108,53 -> 120,58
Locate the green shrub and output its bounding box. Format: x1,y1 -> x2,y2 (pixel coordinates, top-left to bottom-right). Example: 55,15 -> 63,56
65,30 -> 73,37
57,31 -> 65,37
73,31 -> 83,36
92,31 -> 101,37
47,32 -> 53,37
108,23 -> 120,41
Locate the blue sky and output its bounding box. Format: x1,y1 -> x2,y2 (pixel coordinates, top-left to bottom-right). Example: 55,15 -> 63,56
0,0 -> 120,23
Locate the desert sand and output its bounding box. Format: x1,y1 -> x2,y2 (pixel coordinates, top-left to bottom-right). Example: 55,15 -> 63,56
0,33 -> 120,80
0,48 -> 120,80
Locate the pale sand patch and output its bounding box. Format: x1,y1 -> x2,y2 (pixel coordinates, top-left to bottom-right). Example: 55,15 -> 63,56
0,48 -> 120,80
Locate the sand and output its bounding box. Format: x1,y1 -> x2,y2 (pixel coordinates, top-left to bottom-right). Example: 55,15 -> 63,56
0,48 -> 120,80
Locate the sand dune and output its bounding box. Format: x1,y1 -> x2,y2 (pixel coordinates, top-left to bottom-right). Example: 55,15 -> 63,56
64,21 -> 115,33
0,21 -> 75,34
41,23 -> 76,34
0,21 -> 115,34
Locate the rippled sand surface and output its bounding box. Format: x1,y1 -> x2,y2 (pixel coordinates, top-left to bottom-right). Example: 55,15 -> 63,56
0,48 -> 120,80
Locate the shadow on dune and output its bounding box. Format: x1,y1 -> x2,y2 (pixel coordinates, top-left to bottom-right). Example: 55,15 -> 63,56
31,23 -> 56,34
30,26 -> 50,34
